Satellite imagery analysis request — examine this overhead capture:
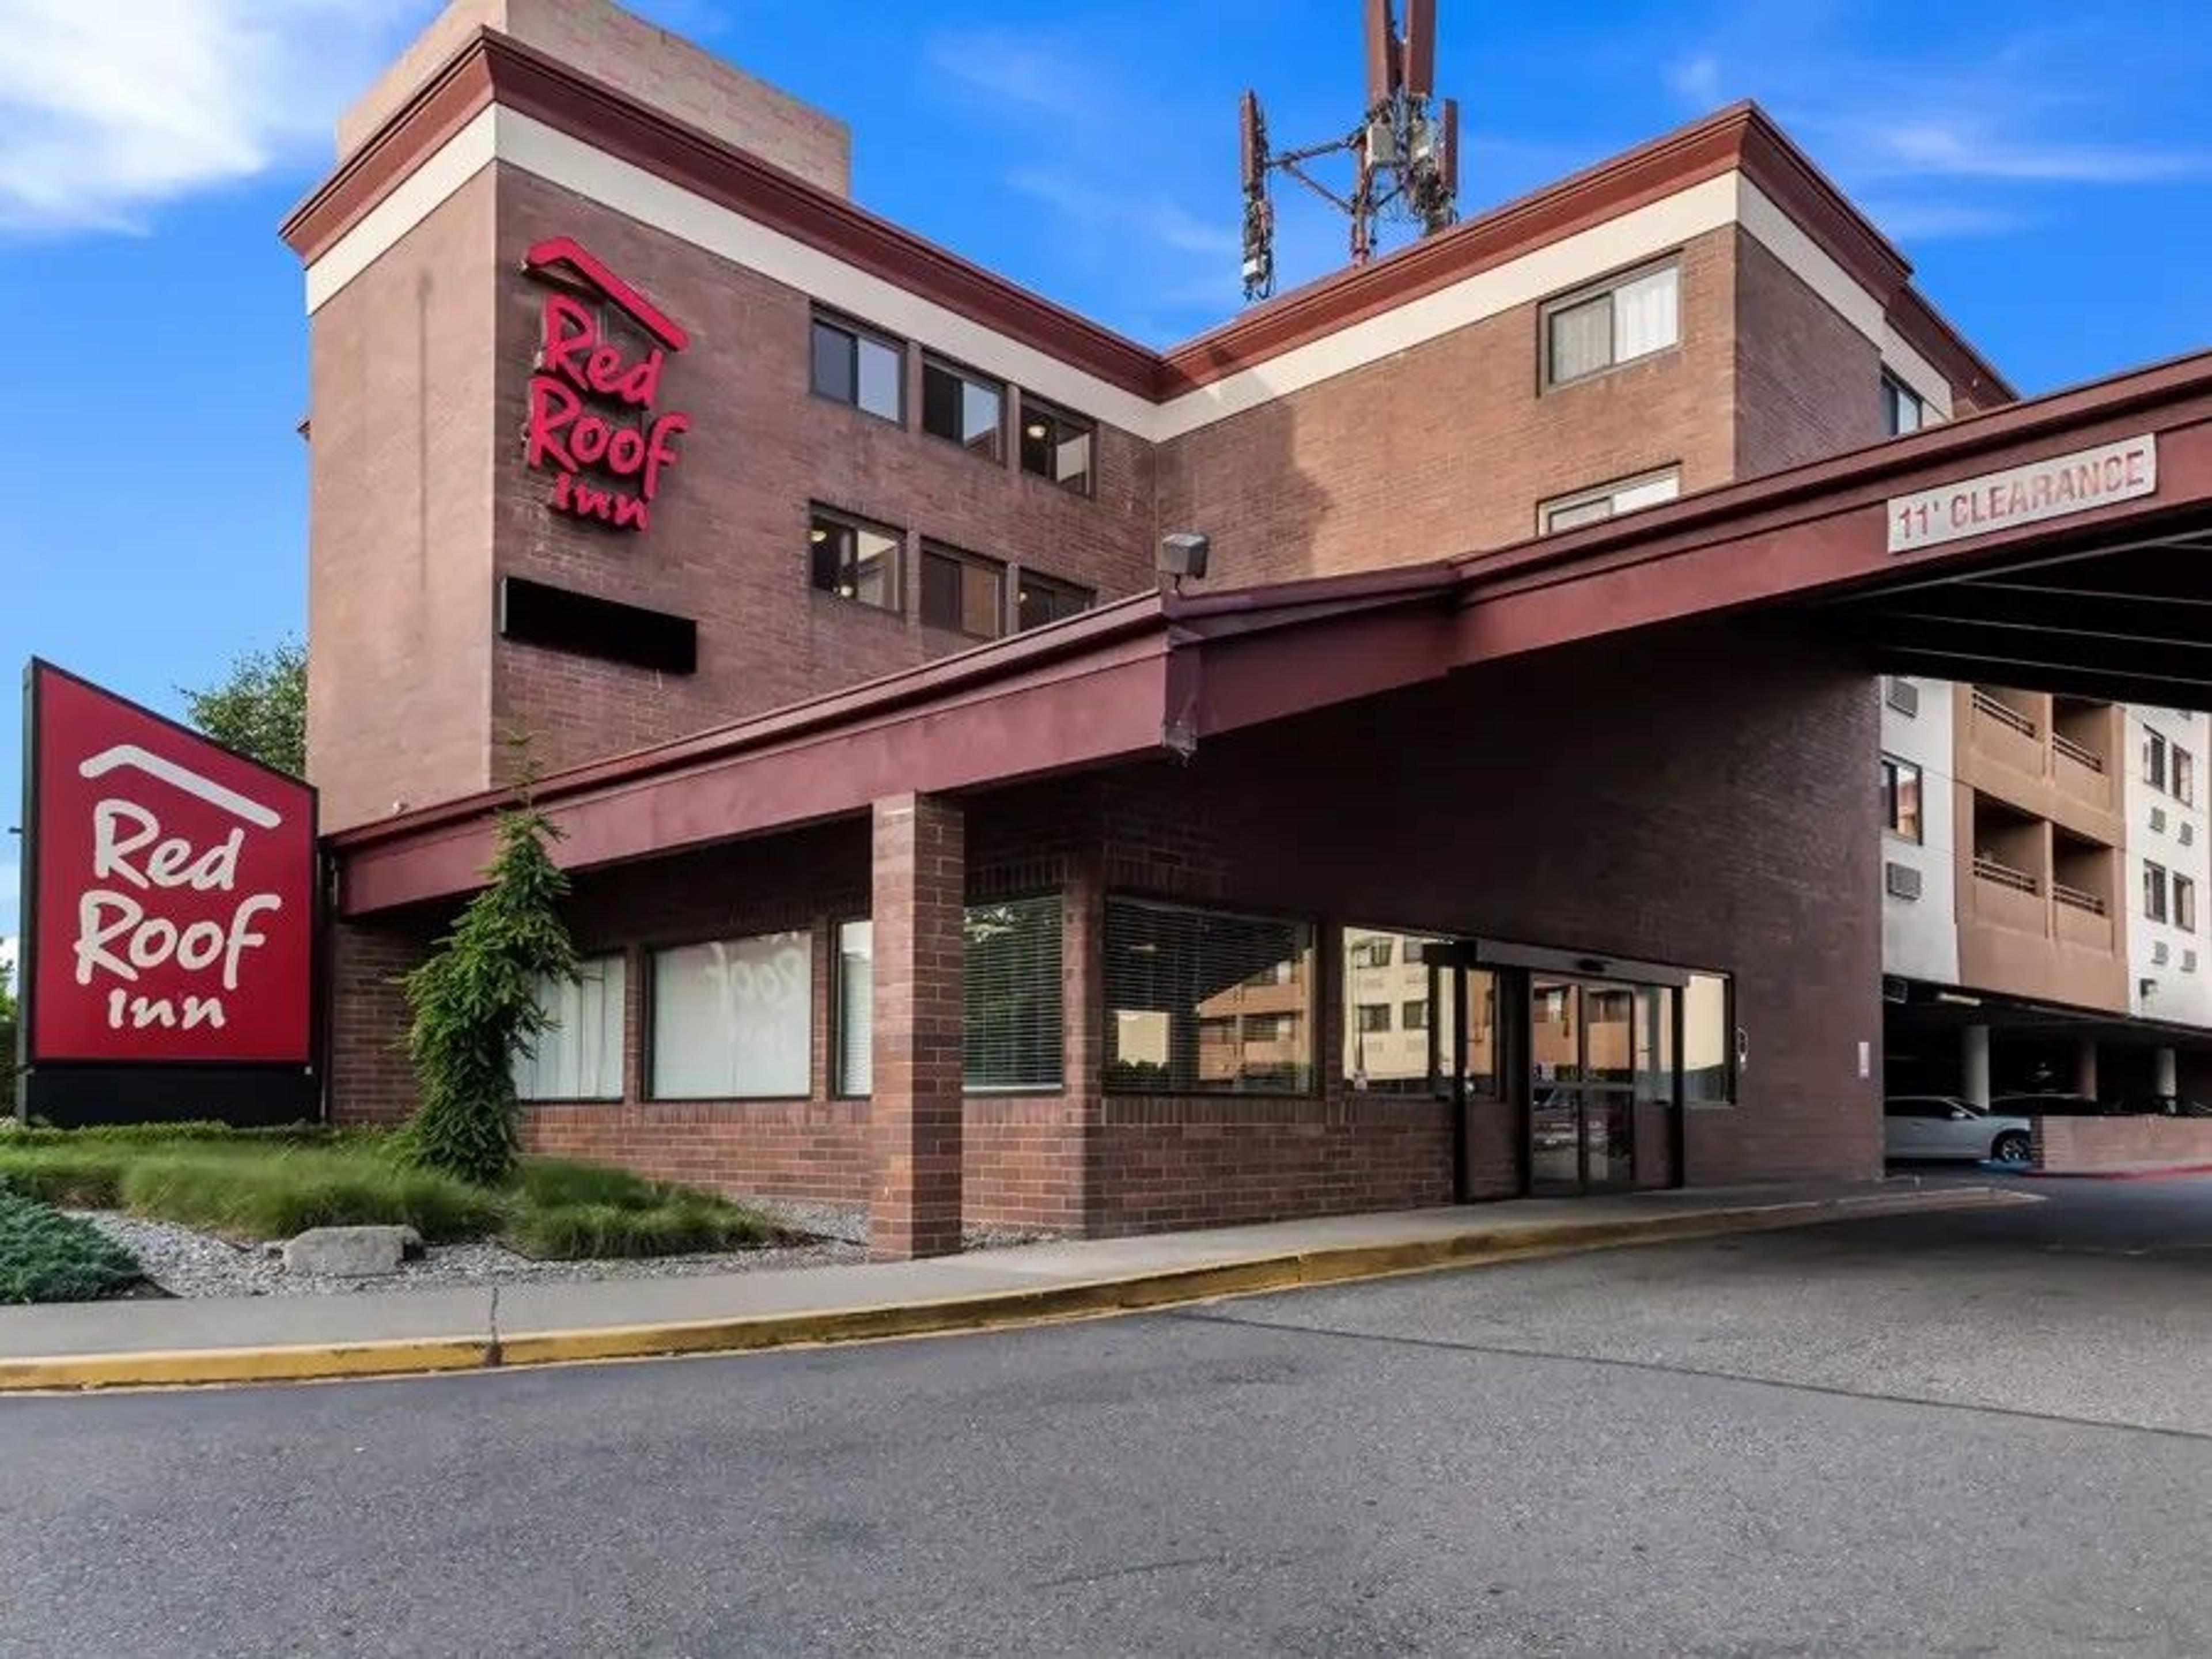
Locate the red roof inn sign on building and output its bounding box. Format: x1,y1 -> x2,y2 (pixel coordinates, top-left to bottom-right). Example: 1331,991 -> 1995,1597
15,662 -> 320,1127
1888,434 -> 2158,554
522,237 -> 691,533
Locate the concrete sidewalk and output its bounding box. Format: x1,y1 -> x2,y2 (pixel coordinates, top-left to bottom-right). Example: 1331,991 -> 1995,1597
0,1178 -> 2030,1391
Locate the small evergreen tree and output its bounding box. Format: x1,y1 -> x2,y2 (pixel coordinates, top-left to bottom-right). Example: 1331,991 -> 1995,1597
392,763 -> 577,1187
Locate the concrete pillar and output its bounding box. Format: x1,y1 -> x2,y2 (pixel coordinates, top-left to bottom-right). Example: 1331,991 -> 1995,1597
2155,1046 -> 2179,1099
868,793 -> 965,1259
1961,1024 -> 1991,1110
2073,1037 -> 2099,1101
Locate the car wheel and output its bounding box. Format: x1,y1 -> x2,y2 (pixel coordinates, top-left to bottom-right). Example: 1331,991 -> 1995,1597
1993,1131 -> 2031,1166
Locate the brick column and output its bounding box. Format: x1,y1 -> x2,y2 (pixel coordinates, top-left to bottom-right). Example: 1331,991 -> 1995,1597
869,793 -> 965,1258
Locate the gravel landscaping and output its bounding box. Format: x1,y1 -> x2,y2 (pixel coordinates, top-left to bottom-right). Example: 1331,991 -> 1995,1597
67,1197 -> 1061,1300
73,1210 -> 866,1300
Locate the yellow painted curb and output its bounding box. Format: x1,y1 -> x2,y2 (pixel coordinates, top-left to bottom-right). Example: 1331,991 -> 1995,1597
2,1187 -> 2029,1392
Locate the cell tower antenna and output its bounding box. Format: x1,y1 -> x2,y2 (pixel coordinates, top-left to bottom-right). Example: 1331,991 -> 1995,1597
1240,0 -> 1460,301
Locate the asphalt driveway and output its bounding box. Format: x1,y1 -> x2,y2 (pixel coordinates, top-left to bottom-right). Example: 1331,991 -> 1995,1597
2,1177 -> 2206,1658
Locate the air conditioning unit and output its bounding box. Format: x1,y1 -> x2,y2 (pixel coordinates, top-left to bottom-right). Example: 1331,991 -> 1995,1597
1884,861 -> 1922,901
2151,806 -> 2168,834
2153,940 -> 2171,966
1884,677 -> 1920,717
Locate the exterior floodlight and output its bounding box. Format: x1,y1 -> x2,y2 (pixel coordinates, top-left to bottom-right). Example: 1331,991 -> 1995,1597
1159,532 -> 1211,584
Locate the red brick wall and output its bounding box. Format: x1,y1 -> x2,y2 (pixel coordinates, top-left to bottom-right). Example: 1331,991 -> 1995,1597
522,1101 -> 871,1200
486,169 -> 1160,779
325,916 -> 437,1126
1085,616 -> 1885,1196
1733,228 -> 1885,480
306,169 -> 501,831
1155,229 -> 1741,586
328,615 -> 1881,1226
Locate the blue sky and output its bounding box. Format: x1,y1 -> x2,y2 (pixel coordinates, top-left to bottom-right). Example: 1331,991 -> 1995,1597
2,0 -> 2209,945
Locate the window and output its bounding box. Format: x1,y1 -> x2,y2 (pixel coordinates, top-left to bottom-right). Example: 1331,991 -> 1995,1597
1881,755 -> 1924,843
809,507 -> 903,613
921,355 -> 1005,460
1016,570 -> 1094,632
809,312 -> 903,422
1539,468 -> 1680,534
1543,260 -> 1680,386
1681,972 -> 1735,1106
649,931 -> 812,1099
1347,936 -> 1393,969
2146,729 -> 2169,792
513,955 -> 626,1101
1018,395 -> 1095,494
1107,901 -> 1316,1094
2176,746 -> 2196,806
2178,875 -> 2199,934
920,544 -> 1007,639
966,896 -> 1064,1090
1342,926 -> 1437,1093
1881,373 -> 1926,437
2145,862 -> 2170,924
834,919 -> 873,1096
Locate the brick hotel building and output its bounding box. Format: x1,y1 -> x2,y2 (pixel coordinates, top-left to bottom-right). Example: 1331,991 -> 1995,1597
292,0 -> 2212,1253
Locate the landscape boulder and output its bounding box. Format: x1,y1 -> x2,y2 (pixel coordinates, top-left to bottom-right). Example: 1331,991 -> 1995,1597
281,1225 -> 423,1278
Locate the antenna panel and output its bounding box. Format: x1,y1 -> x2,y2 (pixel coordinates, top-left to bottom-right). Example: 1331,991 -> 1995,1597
1402,0 -> 1436,96
1363,0 -> 1399,104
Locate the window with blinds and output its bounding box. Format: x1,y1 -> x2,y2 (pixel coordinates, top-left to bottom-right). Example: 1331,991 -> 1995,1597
1543,260 -> 1680,387
513,955 -> 627,1101
1105,900 -> 1316,1094
649,931 -> 813,1100
965,896 -> 1064,1090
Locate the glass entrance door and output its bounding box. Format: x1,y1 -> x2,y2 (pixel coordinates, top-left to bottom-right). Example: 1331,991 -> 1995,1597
1528,976 -> 1640,1194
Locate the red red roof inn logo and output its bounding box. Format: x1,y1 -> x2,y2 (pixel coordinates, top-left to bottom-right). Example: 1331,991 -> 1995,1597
522,237 -> 692,533
20,664 -> 317,1124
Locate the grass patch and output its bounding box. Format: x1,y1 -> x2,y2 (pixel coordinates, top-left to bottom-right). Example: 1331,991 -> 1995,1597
0,1188 -> 142,1304
119,1151 -> 506,1244
506,1158 -> 786,1259
0,1129 -> 783,1261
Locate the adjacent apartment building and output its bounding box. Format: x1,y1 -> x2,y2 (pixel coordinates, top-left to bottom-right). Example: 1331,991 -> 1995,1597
1881,678 -> 2212,1104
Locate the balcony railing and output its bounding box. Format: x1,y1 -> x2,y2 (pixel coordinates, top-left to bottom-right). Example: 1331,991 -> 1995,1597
1973,855 -> 2040,895
1972,688 -> 2038,738
2052,881 -> 2107,916
2053,732 -> 2106,773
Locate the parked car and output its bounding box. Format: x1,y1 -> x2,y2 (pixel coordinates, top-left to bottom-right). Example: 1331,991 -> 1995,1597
1884,1096 -> 2033,1164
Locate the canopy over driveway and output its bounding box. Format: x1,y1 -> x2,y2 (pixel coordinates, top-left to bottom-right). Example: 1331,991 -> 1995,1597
1459,351 -> 2212,710
332,351 -> 2212,915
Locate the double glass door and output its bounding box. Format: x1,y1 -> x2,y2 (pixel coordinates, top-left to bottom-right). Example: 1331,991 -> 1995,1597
1527,976 -> 1674,1195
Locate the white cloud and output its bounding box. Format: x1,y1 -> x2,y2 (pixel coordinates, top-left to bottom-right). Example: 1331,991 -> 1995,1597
0,0 -> 426,233
1006,168 -> 1238,260
1657,20 -> 2205,251
1667,54 -> 1722,109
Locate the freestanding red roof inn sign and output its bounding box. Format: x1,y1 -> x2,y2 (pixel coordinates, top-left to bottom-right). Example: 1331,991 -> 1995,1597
522,237 -> 692,533
15,662 -> 320,1127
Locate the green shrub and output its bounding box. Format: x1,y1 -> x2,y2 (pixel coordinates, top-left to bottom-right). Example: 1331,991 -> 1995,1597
118,1150 -> 506,1243
1,1121 -> 332,1148
393,778 -> 579,1188
0,1190 -> 141,1304
506,1195 -> 778,1261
